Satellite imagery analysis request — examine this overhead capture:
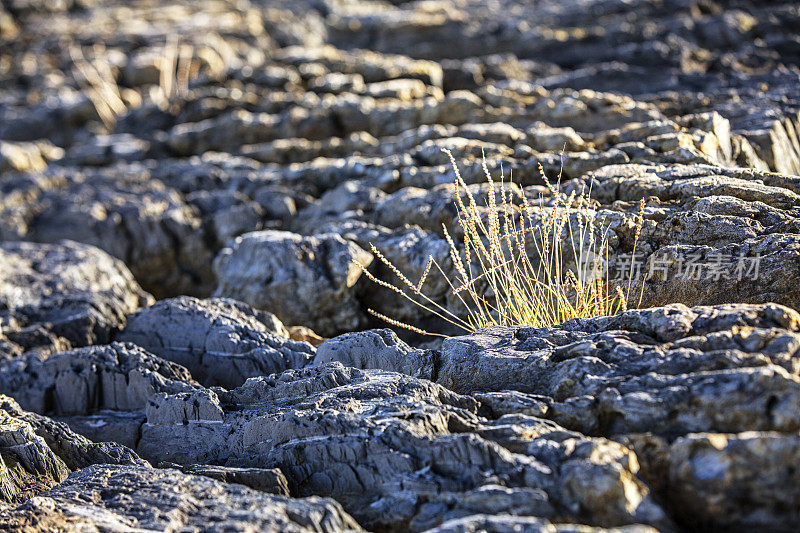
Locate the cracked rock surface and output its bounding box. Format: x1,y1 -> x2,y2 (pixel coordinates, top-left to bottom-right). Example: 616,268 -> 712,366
319,303 -> 800,530
2,0 -> 800,531
137,362 -> 671,531
0,0 -> 797,329
0,394 -> 145,507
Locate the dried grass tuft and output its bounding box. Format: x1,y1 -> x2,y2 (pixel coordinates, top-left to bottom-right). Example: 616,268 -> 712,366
354,149 -> 645,335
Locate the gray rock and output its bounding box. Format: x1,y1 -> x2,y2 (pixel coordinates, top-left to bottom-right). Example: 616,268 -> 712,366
309,72 -> 366,94
137,363 -> 669,531
161,462 -> 291,495
331,222 -> 455,325
0,397 -> 69,505
428,515 -> 657,533
242,132 -> 380,165
583,163 -> 800,208
52,410 -> 146,450
0,240 -> 152,359
315,303 -> 800,530
0,168 -> 215,298
0,395 -> 144,506
184,189 -> 266,247
61,134 -> 150,166
315,328 -> 434,380
373,184 -> 461,234
5,0 -> 800,528
118,296 -> 314,388
0,396 -> 146,473
0,342 -> 197,415
645,432 -> 800,531
633,432 -> 800,532
214,230 -> 374,337
571,164 -> 800,313
434,303 -> 800,434
291,180 -> 387,235
525,124 -> 587,153
145,388 -> 225,426
0,464 -> 362,532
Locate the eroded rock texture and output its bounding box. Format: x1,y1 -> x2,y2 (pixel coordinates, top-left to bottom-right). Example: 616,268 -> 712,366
2,0 -> 800,531
0,464 -> 362,532
136,363 -> 671,531
1,302 -> 798,530
0,395 -> 145,507
0,0 -> 797,329
319,303 -> 800,530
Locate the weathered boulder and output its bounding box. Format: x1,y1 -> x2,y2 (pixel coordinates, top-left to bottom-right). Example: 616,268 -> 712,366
629,431 -> 800,532
214,230 -> 374,337
1,395 -> 146,468
274,45 -> 444,87
0,168 -> 216,298
292,180 -> 388,235
118,296 -> 314,388
0,240 -> 152,360
0,464 -> 362,532
323,221 -> 456,325
60,134 -> 150,166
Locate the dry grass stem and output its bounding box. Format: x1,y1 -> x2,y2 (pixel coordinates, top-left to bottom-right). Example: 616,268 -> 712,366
70,46 -> 127,128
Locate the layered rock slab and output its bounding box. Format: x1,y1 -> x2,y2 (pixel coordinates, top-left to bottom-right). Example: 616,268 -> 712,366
435,303 -> 800,406
573,163 -> 800,312
0,342 -> 197,417
118,296 -> 315,388
0,342 -> 199,449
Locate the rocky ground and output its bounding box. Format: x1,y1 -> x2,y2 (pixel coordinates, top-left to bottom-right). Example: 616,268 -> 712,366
1,0 -> 799,531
